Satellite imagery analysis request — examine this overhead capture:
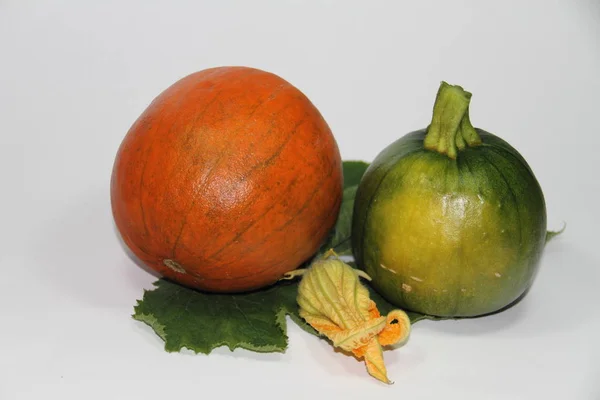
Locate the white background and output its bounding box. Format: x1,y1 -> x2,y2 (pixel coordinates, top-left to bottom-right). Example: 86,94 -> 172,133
1,1 -> 599,399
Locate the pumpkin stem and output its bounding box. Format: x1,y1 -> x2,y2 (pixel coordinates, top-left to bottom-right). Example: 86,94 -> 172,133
424,82 -> 482,159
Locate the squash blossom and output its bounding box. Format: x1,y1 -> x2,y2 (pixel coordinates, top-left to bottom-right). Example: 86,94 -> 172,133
283,250 -> 411,384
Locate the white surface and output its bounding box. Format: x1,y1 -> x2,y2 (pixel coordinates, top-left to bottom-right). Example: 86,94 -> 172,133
1,1 -> 599,399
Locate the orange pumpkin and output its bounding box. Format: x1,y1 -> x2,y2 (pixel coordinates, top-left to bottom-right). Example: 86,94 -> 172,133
111,67 -> 343,293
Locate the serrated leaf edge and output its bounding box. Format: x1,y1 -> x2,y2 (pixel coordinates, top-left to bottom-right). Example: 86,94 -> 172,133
133,281 -> 294,355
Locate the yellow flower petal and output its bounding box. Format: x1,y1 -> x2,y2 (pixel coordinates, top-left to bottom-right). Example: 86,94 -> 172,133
378,310 -> 411,347
362,339 -> 391,384
293,251 -> 412,384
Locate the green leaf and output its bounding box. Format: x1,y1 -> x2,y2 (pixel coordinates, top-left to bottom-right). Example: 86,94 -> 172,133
318,160 -> 370,255
133,279 -> 316,354
319,186 -> 357,256
342,160 -> 370,189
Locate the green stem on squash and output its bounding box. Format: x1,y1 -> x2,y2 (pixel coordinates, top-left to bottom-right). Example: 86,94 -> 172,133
424,82 -> 482,159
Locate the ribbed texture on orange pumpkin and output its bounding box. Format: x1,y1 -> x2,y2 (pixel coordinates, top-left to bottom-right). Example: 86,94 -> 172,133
111,67 -> 343,293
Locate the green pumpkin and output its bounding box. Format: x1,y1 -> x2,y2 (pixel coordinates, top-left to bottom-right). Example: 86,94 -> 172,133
352,82 -> 547,318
